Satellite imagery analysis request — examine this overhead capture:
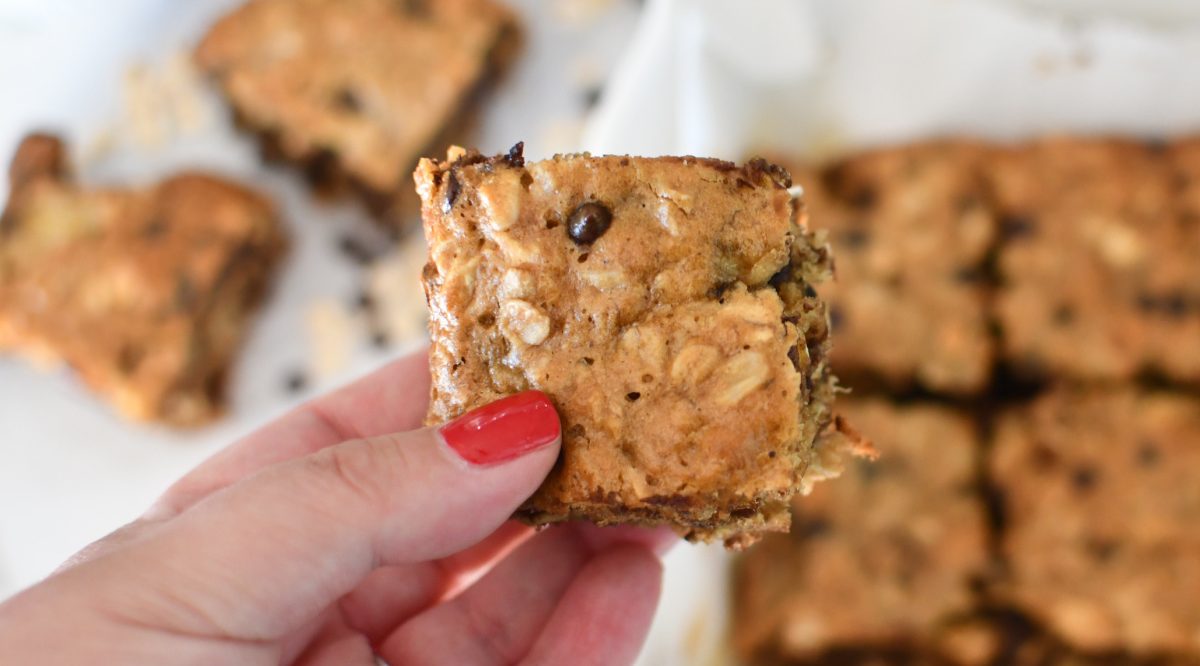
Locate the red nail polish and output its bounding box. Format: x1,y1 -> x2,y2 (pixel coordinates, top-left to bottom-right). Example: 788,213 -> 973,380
439,391 -> 560,465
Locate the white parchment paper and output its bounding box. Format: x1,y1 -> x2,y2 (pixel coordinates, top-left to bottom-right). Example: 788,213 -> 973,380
0,0 -> 639,599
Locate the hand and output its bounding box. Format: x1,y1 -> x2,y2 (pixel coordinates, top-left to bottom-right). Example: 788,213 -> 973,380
0,350 -> 671,665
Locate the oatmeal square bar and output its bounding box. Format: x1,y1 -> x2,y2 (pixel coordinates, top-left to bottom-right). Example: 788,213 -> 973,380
785,142 -> 996,395
992,388 -> 1200,657
196,0 -> 520,227
990,138 -> 1200,383
0,134 -> 286,425
416,145 -> 858,548
734,399 -> 988,664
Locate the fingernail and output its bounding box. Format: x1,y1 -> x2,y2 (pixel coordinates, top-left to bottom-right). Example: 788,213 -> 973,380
439,390 -> 560,465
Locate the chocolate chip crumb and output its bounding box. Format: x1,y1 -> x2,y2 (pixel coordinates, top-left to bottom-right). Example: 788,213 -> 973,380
798,516 -> 832,539
625,392 -> 641,402
1071,466 -> 1098,492
806,338 -> 824,368
1031,444 -> 1059,470
284,370 -> 308,394
957,195 -> 982,213
0,212 -> 17,237
353,290 -> 375,312
787,345 -> 801,371
304,147 -> 340,188
744,157 -> 793,188
397,0 -> 429,16
829,305 -> 845,331
370,330 -> 390,349
1163,292 -> 1189,318
847,187 -> 877,211
577,252 -> 589,263
421,262 -> 439,284
1136,292 -> 1191,318
504,141 -> 525,168
581,85 -> 603,110
767,450 -> 776,458
856,457 -> 881,481
455,152 -> 489,168
1052,304 -> 1076,325
582,357 -> 595,366
767,262 -> 793,289
1087,538 -> 1119,562
116,345 -> 144,375
1000,214 -> 1036,239
173,274 -> 197,310
333,87 -> 362,113
839,228 -> 870,249
567,201 -> 613,245
709,281 -> 735,299
954,266 -> 985,284
337,234 -> 376,265
443,171 -> 460,213
141,217 -> 168,239
1137,442 -> 1161,467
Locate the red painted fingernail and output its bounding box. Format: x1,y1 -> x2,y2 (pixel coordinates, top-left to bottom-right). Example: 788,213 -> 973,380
439,391 -> 561,465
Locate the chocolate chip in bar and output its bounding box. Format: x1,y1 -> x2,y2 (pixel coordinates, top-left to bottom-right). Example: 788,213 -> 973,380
567,201 -> 613,245
443,171 -> 461,213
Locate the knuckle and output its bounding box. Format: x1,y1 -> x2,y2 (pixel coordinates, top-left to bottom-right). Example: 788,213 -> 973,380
313,435 -> 413,512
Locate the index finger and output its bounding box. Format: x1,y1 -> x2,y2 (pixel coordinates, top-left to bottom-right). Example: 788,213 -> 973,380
151,348 -> 431,517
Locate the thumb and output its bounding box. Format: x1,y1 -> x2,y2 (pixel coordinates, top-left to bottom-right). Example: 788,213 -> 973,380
81,390 -> 561,641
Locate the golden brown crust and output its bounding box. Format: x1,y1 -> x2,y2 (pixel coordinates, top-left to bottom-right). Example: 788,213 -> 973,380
734,399 -> 988,663
195,0 -> 520,226
993,388 -> 1200,656
990,138 -> 1200,384
416,146 -> 842,547
748,137 -> 1200,663
0,134 -> 287,425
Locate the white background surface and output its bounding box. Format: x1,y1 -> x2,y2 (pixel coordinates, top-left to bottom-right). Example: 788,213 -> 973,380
0,0 -> 642,604
4,1 -> 1200,664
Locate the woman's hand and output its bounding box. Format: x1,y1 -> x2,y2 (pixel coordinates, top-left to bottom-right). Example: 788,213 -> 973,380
0,350 -> 670,665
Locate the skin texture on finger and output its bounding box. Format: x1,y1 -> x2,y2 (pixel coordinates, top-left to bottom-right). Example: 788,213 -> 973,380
285,522 -> 534,662
291,614 -> 375,666
338,521 -> 534,644
0,577 -> 280,664
151,351 -> 432,518
522,545 -> 663,666
53,516 -> 169,573
40,408 -> 561,657
378,523 -> 669,666
380,527 -> 597,665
